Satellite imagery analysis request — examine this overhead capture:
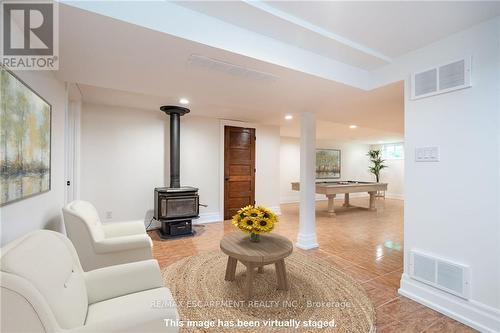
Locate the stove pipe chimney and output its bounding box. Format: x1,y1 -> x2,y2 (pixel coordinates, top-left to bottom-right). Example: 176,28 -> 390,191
160,105 -> 190,188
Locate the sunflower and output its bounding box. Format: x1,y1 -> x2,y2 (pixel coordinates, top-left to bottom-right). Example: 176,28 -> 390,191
257,206 -> 277,223
246,208 -> 264,219
237,217 -> 255,233
236,205 -> 253,218
231,205 -> 278,235
254,217 -> 274,233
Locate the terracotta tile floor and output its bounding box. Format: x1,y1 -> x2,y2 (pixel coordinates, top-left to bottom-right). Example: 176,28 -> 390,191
150,197 -> 476,333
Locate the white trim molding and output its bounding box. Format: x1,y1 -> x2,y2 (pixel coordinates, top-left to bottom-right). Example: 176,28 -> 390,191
194,207 -> 279,225
64,83 -> 82,204
268,206 -> 282,216
218,119 -> 259,220
385,192 -> 404,200
194,212 -> 223,224
399,274 -> 500,333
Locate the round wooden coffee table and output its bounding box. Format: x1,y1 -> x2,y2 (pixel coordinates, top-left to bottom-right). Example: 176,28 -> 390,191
220,232 -> 293,299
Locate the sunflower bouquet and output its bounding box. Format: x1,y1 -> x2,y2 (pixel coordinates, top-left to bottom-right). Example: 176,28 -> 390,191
231,205 -> 278,242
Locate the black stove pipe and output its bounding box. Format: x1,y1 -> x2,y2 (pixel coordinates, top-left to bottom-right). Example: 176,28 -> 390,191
160,105 -> 190,189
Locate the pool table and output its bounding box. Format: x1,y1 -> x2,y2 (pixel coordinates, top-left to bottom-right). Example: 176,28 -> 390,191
291,181 -> 388,217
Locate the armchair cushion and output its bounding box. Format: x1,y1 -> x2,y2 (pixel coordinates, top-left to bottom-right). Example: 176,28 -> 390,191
84,287 -> 178,333
93,234 -> 153,254
85,259 -> 163,304
102,221 -> 149,238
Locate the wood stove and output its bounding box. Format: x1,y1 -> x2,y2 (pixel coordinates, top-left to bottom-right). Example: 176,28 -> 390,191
154,105 -> 200,239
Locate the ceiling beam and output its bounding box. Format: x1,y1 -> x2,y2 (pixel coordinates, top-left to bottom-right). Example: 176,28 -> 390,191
61,1 -> 372,89
243,0 -> 393,64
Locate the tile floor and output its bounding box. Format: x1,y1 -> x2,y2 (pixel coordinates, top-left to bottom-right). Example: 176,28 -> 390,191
150,197 -> 476,333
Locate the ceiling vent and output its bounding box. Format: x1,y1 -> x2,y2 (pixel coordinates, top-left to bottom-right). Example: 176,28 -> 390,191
410,249 -> 470,299
188,54 -> 278,83
410,57 -> 471,100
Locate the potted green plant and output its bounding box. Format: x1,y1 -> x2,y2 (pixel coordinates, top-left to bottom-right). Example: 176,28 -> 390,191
367,149 -> 387,183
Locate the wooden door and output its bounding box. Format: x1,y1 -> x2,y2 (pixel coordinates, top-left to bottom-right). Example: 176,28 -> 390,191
224,126 -> 256,220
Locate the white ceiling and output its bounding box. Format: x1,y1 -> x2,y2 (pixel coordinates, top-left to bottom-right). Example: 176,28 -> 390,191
57,2 -> 497,143
176,1 -> 500,70
174,1 -> 389,70
56,4 -> 404,142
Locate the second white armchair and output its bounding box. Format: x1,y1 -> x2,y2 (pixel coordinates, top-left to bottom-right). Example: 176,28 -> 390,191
63,200 -> 153,271
1,230 -> 178,333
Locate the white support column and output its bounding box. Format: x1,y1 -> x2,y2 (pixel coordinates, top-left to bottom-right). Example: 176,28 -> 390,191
296,112 -> 319,250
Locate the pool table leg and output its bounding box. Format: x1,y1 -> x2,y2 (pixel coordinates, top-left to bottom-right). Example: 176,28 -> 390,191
343,193 -> 351,207
369,191 -> 377,211
327,194 -> 336,217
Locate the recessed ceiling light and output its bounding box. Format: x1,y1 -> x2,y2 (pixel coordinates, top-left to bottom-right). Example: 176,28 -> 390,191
284,114 -> 293,120
179,98 -> 189,105
349,124 -> 357,129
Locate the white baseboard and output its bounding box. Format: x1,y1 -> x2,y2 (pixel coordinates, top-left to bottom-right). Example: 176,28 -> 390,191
192,207 -> 281,225
194,212 -> 223,224
399,274 -> 500,333
268,206 -> 282,215
385,192 -> 404,200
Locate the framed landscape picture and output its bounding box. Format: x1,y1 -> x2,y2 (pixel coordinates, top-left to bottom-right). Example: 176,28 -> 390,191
316,149 -> 341,179
1,68 -> 51,206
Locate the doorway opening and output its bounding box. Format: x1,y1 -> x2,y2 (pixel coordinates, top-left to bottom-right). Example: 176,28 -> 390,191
223,126 -> 256,220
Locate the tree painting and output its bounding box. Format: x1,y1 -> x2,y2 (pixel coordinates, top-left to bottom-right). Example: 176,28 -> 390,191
316,149 -> 341,179
0,68 -> 51,206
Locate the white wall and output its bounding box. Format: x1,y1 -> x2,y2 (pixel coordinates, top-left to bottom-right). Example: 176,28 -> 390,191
81,104 -> 165,224
80,105 -> 281,226
0,71 -> 66,246
254,124 -> 281,211
280,137 -> 373,203
175,116 -> 221,222
380,159 -> 404,199
375,18 -> 499,331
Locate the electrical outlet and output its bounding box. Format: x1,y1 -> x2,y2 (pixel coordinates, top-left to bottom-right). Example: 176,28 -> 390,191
105,211 -> 113,220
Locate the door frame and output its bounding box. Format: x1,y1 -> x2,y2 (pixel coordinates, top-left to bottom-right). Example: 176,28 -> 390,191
64,83 -> 82,204
219,120 -> 257,220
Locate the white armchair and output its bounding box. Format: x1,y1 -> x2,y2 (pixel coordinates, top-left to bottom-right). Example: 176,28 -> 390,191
0,230 -> 179,333
62,200 -> 153,271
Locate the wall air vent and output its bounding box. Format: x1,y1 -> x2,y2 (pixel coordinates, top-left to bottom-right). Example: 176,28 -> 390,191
188,54 -> 278,83
410,250 -> 470,299
410,57 -> 471,100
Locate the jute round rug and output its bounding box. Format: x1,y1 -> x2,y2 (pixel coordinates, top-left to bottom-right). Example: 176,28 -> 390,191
162,251 -> 375,332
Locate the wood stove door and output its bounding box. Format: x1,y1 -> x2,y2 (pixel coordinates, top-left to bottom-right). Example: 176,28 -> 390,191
224,126 -> 256,220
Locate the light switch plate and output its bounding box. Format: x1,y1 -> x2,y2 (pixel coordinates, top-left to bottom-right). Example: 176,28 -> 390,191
415,147 -> 439,162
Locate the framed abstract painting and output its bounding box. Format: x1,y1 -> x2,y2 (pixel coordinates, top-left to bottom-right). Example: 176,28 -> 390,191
316,149 -> 341,179
1,68 -> 51,206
